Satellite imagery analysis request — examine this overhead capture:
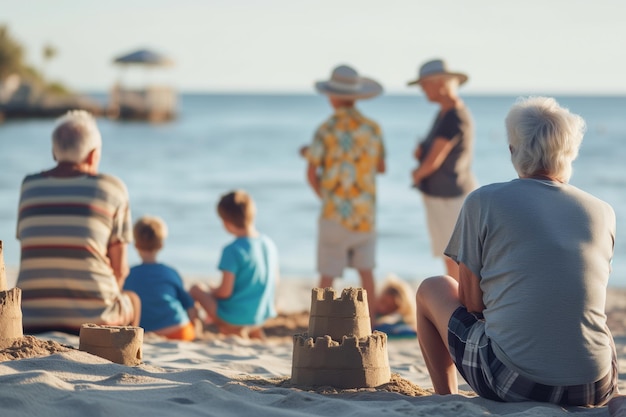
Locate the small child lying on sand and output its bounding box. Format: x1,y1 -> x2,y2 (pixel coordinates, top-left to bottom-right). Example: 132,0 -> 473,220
373,276 -> 417,338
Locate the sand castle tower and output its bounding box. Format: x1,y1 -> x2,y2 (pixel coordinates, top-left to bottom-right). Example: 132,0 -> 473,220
79,323 -> 144,366
0,241 -> 24,348
291,287 -> 391,388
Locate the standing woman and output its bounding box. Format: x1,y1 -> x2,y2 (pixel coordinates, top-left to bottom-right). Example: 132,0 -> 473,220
408,59 -> 477,280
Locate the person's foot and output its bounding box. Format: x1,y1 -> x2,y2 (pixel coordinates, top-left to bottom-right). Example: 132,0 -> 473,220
193,318 -> 204,338
608,395 -> 626,417
247,327 -> 266,340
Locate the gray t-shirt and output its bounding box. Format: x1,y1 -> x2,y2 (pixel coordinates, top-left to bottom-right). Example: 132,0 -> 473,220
417,106 -> 477,197
445,178 -> 615,386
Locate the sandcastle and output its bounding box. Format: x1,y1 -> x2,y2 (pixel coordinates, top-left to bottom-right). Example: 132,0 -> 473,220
291,287 -> 391,388
0,241 -> 24,349
79,323 -> 144,366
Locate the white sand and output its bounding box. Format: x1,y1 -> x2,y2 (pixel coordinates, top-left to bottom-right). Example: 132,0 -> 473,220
1,276 -> 625,416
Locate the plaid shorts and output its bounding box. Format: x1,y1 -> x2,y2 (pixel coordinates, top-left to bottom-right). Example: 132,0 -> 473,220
447,306 -> 618,406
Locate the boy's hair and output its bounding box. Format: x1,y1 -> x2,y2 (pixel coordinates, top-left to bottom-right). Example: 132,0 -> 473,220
133,215 -> 168,251
217,190 -> 256,229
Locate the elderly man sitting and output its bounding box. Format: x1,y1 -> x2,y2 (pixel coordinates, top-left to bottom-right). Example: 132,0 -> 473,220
16,110 -> 140,333
415,97 -> 617,406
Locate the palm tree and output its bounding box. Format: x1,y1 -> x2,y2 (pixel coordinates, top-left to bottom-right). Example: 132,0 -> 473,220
41,43 -> 57,80
43,44 -> 57,63
0,25 -> 25,80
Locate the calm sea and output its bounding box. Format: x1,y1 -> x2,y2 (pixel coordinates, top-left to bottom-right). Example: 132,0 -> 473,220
1,94 -> 625,287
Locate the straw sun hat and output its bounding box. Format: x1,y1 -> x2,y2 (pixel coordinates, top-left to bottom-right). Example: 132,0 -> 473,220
407,59 -> 468,86
315,65 -> 383,100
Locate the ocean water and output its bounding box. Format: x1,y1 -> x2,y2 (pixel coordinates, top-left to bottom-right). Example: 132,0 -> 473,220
1,94 -> 625,287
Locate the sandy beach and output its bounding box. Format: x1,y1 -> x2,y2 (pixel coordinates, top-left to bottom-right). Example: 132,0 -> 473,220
2,2 -> 625,416
1,270 -> 625,417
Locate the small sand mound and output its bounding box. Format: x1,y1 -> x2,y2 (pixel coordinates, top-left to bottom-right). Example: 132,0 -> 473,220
376,373 -> 433,397
0,335 -> 74,361
238,373 -> 432,397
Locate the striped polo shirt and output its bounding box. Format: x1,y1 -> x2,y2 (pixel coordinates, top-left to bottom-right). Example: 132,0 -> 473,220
16,172 -> 132,329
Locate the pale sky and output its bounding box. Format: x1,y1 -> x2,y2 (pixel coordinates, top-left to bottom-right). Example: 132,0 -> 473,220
1,0 -> 625,94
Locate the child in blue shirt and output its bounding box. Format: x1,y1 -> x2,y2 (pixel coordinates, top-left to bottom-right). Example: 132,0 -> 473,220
190,190 -> 278,338
124,216 -> 197,341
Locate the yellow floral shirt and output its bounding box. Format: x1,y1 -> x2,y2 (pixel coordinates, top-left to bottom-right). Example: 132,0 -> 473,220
307,107 -> 385,232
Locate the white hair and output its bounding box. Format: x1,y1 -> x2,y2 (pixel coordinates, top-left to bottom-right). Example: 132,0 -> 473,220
505,97 -> 585,182
52,110 -> 102,163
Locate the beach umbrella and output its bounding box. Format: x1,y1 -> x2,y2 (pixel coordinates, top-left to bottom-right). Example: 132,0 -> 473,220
113,49 -> 174,67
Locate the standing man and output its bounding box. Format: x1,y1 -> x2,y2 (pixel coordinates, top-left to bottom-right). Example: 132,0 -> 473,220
16,110 -> 140,333
305,65 -> 386,318
408,59 -> 477,280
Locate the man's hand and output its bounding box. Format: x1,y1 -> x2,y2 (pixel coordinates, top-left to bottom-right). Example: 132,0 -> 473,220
307,163 -> 322,199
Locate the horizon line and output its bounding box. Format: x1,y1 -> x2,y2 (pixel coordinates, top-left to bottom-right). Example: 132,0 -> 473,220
80,89 -> 626,98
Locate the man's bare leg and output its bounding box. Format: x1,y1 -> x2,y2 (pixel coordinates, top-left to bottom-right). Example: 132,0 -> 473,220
357,269 -> 376,327
415,275 -> 462,394
319,275 -> 334,290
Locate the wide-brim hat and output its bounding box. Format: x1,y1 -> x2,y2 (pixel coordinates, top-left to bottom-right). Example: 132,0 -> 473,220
407,59 -> 468,86
315,65 -> 383,100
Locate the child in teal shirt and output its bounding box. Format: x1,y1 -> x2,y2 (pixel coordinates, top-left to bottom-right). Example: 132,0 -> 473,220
190,190 -> 278,338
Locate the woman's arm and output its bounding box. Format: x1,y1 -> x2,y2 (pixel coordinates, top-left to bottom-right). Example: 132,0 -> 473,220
414,143 -> 423,161
412,137 -> 456,184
